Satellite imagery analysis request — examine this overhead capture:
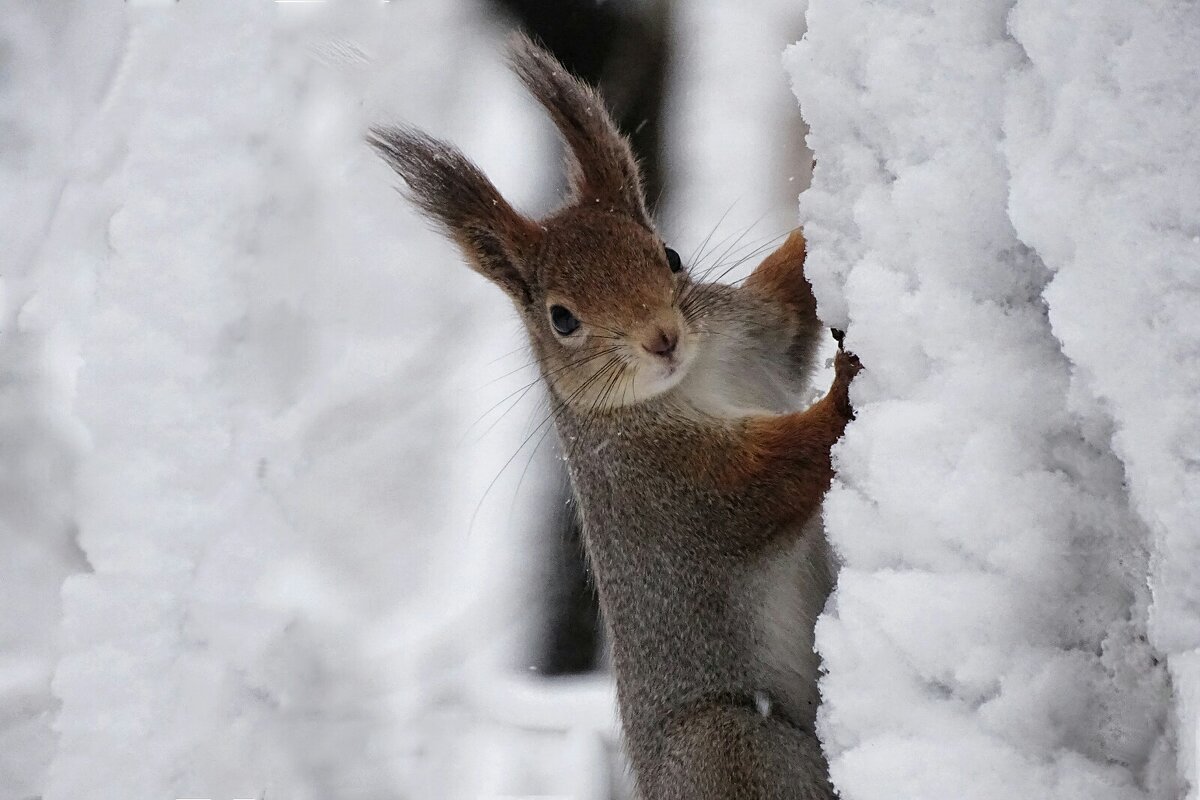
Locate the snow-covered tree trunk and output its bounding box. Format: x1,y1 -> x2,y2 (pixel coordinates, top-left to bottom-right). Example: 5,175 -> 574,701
788,1 -> 1198,798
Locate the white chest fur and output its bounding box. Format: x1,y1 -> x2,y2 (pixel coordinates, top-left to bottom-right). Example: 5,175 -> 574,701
674,329 -> 805,419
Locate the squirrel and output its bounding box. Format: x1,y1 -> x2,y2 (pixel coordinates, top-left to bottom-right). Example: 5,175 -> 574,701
369,34 -> 859,800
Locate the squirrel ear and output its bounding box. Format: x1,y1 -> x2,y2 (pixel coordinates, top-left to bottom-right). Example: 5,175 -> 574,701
508,33 -> 650,227
368,125 -> 539,304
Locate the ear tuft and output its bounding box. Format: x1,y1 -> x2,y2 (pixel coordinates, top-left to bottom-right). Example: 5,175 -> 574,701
507,33 -> 650,226
368,124 -> 537,303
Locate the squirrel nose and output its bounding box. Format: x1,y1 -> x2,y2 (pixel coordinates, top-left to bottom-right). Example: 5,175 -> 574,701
644,327 -> 678,358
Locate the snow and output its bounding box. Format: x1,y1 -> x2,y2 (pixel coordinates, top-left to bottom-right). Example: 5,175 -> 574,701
3,0 -> 1195,798
1004,1 -> 1200,789
5,1 -> 579,798
788,1 -> 1198,798
0,5 -> 120,797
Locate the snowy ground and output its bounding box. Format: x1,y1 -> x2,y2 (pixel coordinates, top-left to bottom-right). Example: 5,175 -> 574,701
2,1 -> 1196,799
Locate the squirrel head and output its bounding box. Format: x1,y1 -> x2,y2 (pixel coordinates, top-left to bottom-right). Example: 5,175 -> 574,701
369,34 -> 697,410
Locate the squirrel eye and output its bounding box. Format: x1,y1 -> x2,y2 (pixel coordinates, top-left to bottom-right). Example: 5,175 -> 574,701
549,305 -> 581,336
665,246 -> 683,273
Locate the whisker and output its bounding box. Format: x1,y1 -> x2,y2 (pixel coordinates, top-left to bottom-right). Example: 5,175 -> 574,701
468,355 -> 621,537
694,222 -> 780,284
586,321 -> 629,339
678,230 -> 793,324
477,355 -> 541,389
687,198 -> 740,268
704,231 -> 790,287
567,358 -> 627,464
483,341 -> 532,367
550,357 -> 625,465
695,214 -> 768,281
462,346 -> 619,442
689,226 -> 743,278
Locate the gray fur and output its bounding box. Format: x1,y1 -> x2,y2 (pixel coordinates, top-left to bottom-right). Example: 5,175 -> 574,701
554,281 -> 835,800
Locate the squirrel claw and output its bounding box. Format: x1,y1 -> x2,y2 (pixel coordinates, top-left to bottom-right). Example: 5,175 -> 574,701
831,349 -> 861,421
831,328 -> 846,349
834,348 -> 862,378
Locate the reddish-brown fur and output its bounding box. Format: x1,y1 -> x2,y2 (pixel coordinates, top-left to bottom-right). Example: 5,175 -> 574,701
744,229 -> 818,324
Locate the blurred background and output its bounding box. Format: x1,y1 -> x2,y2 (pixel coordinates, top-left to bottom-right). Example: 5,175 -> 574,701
1,1 -> 813,797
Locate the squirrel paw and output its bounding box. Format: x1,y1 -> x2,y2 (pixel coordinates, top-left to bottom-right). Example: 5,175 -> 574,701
834,347 -> 861,379
832,348 -> 861,420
